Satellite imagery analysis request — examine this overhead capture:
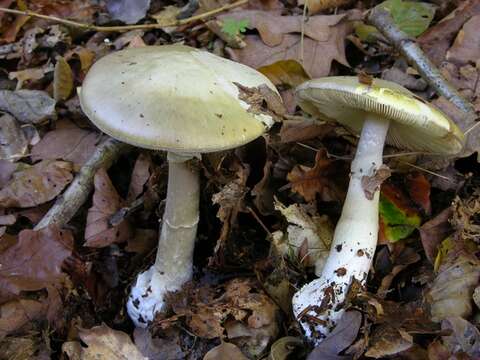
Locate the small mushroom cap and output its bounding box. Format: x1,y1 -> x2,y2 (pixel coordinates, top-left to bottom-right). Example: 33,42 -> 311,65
296,76 -> 465,154
80,45 -> 279,153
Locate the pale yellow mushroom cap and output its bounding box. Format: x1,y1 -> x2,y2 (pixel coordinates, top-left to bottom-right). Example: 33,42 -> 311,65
80,45 -> 280,153
296,76 -> 465,154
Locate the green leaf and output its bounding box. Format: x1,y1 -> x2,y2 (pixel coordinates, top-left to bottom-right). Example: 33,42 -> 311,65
380,0 -> 436,37
221,18 -> 250,37
379,183 -> 421,243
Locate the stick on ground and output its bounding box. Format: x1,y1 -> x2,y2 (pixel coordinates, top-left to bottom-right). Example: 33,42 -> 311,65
34,137 -> 132,230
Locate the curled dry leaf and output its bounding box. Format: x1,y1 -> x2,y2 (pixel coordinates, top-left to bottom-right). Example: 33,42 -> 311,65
84,168 -> 131,248
419,207 -> 452,263
364,325 -> 413,358
0,225 -> 73,300
62,324 -> 147,360
273,201 -> 333,275
0,160 -> 73,208
361,164 -> 391,201
223,10 -> 361,78
287,149 -> 347,202
0,90 -> 55,124
0,113 -> 28,161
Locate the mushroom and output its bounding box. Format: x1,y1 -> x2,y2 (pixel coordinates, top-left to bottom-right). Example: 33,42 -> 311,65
292,76 -> 465,343
79,45 -> 281,326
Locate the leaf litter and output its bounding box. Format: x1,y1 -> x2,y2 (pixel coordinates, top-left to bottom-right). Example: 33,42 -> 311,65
0,0 -> 479,359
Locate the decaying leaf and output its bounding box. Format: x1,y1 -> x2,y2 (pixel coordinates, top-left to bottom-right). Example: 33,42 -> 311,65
287,149 -> 347,202
223,10 -> 361,78
361,164 -> 392,200
427,255 -> 480,321
133,327 -> 185,360
0,298 -> 47,339
62,324 -> 147,360
0,225 -> 73,300
0,113 -> 28,161
419,207 -> 452,263
204,341 -> 249,360
273,201 -> 333,275
84,168 -> 131,248
441,317 -> 480,358
0,90 -> 56,124
0,160 -> 73,208
364,325 -> 413,358
53,56 -> 74,101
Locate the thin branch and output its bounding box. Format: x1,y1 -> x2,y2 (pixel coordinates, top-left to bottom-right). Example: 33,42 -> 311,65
367,7 -> 476,119
0,0 -> 248,32
34,137 -> 132,230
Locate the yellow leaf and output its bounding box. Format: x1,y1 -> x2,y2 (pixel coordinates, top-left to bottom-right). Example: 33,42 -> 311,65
258,60 -> 310,88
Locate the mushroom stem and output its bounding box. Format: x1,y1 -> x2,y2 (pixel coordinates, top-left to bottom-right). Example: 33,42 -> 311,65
292,115 -> 390,343
127,152 -> 200,327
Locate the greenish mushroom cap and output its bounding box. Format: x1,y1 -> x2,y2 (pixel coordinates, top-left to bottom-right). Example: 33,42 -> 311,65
296,76 -> 465,154
80,45 -> 279,153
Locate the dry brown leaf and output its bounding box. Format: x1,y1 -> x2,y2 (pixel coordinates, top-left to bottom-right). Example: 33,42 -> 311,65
0,298 -> 47,339
63,324 -> 147,360
223,10 -> 361,78
0,160 -> 73,208
365,325 -> 413,358
287,149 -> 347,202
419,208 -> 452,264
84,168 -> 131,248
203,342 -> 249,360
0,225 -> 73,301
257,59 -> 310,88
0,160 -> 17,188
53,56 -> 74,101
133,327 -> 185,360
0,89 -> 56,124
441,317 -> 480,358
361,164 -> 392,201
280,119 -> 333,143
31,124 -> 101,167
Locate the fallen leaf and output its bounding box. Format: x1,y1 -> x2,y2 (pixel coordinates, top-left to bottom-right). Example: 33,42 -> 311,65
446,14 -> 480,65
53,56 -> 74,102
133,327 -> 185,360
0,90 -> 56,124
126,153 -> 151,203
224,10 -> 361,78
31,124 -> 101,167
0,160 -> 17,188
0,160 -> 73,208
62,324 -> 147,360
0,113 -> 28,161
0,225 -> 73,300
418,0 -> 480,65
308,310 -> 362,360
269,336 -> 304,360
273,201 -> 333,274
280,119 -> 333,143
419,207 -> 452,263
107,0 -> 151,24
287,149 -> 347,202
441,317 -> 480,358
258,60 -> 310,88
361,164 -> 392,200
379,182 -> 421,243
84,168 -> 131,248
406,172 -> 431,214
364,325 -> 413,358
204,341 -> 249,360
299,0 -> 353,16
0,298 -> 47,339
428,255 -> 480,322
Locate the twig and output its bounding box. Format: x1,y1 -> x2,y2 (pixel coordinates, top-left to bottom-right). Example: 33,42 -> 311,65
34,137 -> 132,230
0,0 -> 248,33
367,7 -> 476,118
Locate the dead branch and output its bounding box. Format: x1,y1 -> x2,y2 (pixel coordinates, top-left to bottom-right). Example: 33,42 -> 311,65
34,137 -> 132,230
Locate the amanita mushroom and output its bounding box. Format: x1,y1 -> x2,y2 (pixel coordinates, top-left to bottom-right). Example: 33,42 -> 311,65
292,76 -> 465,342
79,45 -> 280,326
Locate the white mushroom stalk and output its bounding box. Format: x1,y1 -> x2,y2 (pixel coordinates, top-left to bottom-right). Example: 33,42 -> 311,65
292,115 -> 389,342
127,152 -> 200,326
292,76 -> 465,344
